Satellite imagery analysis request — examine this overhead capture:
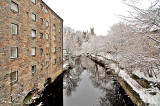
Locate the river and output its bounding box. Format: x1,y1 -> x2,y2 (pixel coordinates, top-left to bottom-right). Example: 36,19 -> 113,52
63,57 -> 132,106
31,57 -> 133,106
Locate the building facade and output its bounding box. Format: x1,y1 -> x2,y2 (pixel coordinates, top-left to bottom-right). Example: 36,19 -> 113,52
0,0 -> 63,105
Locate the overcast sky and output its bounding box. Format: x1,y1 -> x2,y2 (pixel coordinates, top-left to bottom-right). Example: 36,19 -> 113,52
43,0 -> 150,35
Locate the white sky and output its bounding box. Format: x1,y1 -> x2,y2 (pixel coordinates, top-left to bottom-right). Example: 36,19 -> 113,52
43,0 -> 150,35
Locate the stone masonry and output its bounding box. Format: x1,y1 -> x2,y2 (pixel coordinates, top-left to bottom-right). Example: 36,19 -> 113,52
0,0 -> 63,105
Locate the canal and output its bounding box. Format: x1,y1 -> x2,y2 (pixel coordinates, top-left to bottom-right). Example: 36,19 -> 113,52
31,57 -> 133,106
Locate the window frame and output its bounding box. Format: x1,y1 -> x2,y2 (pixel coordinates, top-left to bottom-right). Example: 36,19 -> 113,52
59,47 -> 61,52
31,47 -> 36,56
46,21 -> 49,27
46,61 -> 49,68
11,23 -> 18,35
31,29 -> 36,38
31,13 -> 36,21
46,47 -> 49,54
10,47 -> 18,59
31,0 -> 36,4
53,35 -> 56,42
45,8 -> 48,14
40,48 -> 43,55
46,33 -> 49,40
11,1 -> 19,12
40,32 -> 43,39
53,15 -> 56,20
10,71 -> 18,83
53,24 -> 56,30
40,4 -> 43,10
31,65 -> 36,74
53,47 -> 56,53
53,59 -> 56,65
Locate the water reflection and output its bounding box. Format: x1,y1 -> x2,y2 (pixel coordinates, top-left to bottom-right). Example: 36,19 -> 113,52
63,57 -> 127,106
63,58 -> 83,97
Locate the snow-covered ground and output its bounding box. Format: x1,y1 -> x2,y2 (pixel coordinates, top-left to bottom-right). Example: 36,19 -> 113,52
118,69 -> 160,105
89,54 -> 160,105
96,52 -> 160,84
133,69 -> 160,83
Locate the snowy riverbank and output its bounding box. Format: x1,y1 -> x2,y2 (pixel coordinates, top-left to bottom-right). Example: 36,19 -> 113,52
87,54 -> 160,106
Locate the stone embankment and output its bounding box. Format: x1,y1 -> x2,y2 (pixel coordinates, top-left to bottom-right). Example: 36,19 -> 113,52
25,60 -> 72,105
86,54 -> 160,106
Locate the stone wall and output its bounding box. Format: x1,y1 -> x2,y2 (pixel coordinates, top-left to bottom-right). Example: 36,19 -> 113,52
0,0 -> 63,105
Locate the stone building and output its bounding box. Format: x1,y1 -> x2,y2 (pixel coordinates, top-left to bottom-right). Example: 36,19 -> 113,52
83,32 -> 87,39
90,27 -> 95,36
82,28 -> 96,42
0,0 -> 63,105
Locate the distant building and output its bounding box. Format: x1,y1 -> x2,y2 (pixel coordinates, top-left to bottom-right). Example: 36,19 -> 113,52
90,27 -> 95,36
0,0 -> 63,105
82,27 -> 96,42
83,32 -> 87,39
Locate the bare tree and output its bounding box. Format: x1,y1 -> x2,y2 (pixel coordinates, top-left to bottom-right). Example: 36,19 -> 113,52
121,0 -> 160,43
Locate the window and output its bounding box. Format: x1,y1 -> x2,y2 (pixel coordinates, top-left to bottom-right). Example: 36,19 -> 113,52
31,29 -> 36,37
31,47 -> 36,56
32,13 -> 36,21
53,47 -> 56,53
53,15 -> 56,20
59,29 -> 61,33
40,33 -> 43,39
40,4 -> 43,10
46,34 -> 49,40
45,8 -> 48,14
46,61 -> 49,68
53,59 -> 56,65
31,65 -> 36,74
59,47 -> 61,52
11,23 -> 18,35
46,47 -> 49,54
10,71 -> 18,83
53,24 -> 56,30
40,48 -> 43,55
53,36 -> 56,42
10,47 -> 18,58
59,36 -> 61,40
31,0 -> 36,4
40,18 -> 43,24
11,1 -> 18,12
40,64 -> 43,71
46,21 -> 49,27
59,36 -> 61,41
